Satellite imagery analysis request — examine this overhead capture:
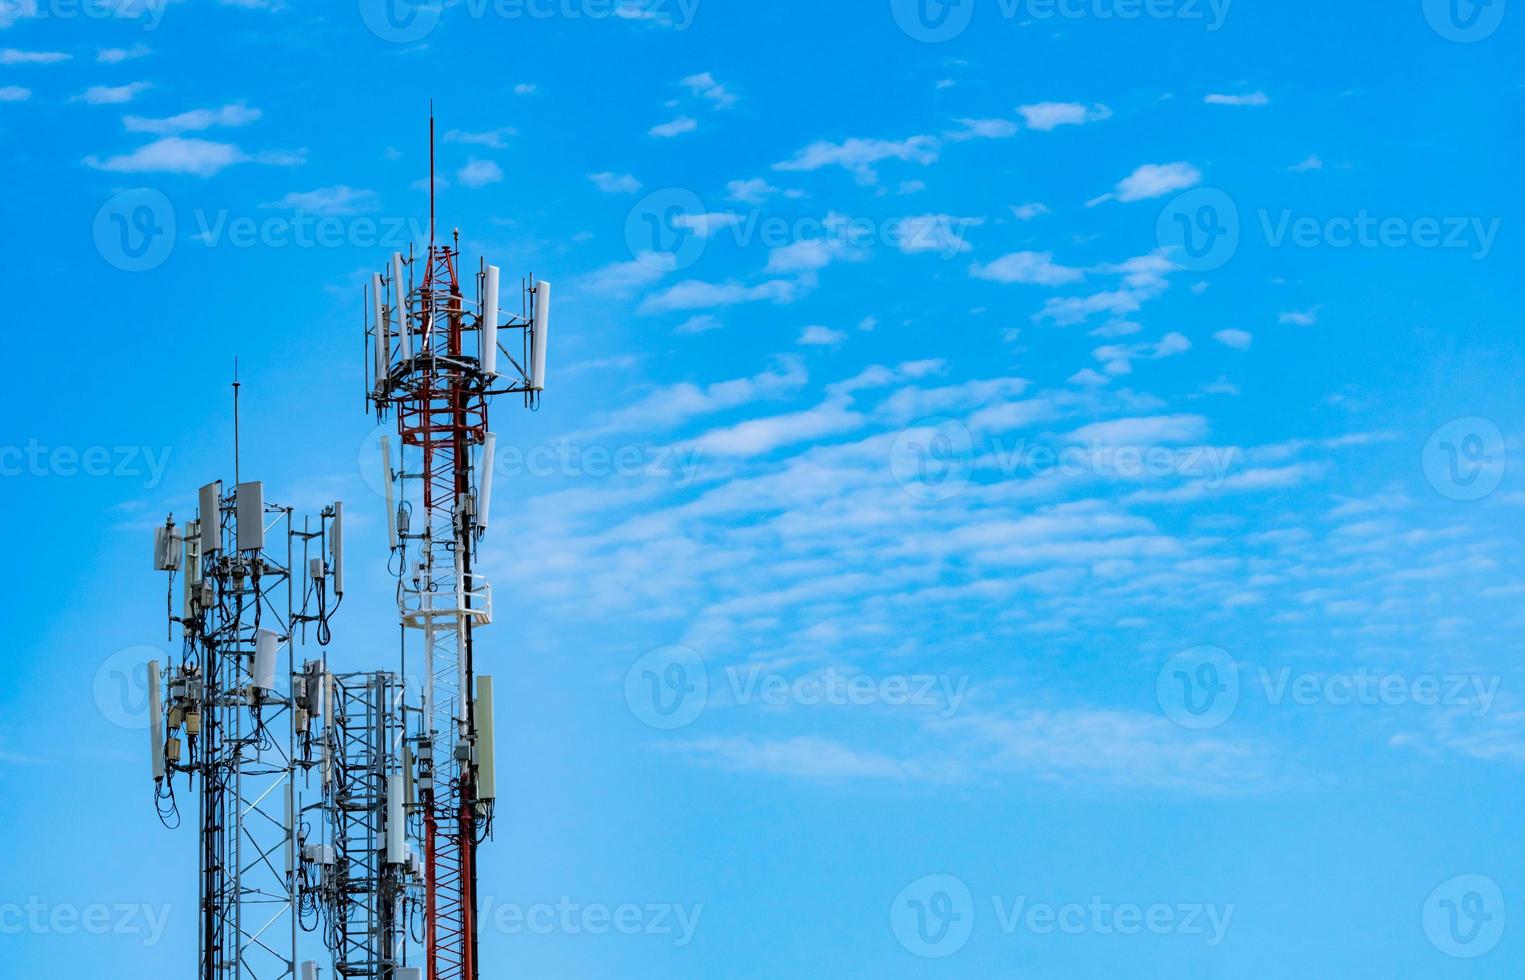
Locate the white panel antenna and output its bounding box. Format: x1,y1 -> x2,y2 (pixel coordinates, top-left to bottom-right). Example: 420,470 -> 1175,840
386,774 -> 406,865
330,500 -> 345,597
394,253 -> 411,360
530,280 -> 550,391
235,481 -> 265,553
253,629 -> 280,693
148,660 -> 164,781
480,265 -> 500,377
154,523 -> 180,571
477,433 -> 496,532
199,482 -> 222,553
476,676 -> 496,801
381,436 -> 398,550
373,273 -> 389,383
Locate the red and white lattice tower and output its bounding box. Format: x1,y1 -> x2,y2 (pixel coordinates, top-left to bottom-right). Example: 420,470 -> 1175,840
365,116 -> 550,980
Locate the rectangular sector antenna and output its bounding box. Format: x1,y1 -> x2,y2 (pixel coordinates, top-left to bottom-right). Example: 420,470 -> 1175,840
330,500 -> 344,596
235,481 -> 265,552
531,280 -> 550,390
476,675 -> 496,800
480,265 -> 500,377
198,482 -> 222,554
394,253 -> 410,359
253,629 -> 279,692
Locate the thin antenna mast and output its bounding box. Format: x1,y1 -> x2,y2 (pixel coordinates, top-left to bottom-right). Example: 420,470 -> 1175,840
429,102 -> 436,253
233,358 -> 241,486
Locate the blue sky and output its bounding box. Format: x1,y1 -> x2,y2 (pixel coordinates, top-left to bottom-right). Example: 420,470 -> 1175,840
1,0 -> 1523,976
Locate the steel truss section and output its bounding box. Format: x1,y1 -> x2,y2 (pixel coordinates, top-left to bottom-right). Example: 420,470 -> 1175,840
194,487 -> 300,980
318,671 -> 419,979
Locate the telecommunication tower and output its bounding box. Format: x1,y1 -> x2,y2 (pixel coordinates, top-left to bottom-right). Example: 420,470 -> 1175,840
364,115 -> 550,980
141,116 -> 548,980
149,466 -> 345,980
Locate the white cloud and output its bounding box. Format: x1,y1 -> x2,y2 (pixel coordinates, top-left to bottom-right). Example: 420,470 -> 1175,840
775,135 -> 939,184
681,71 -> 736,109
75,81 -> 152,104
674,314 -> 723,335
692,400 -> 863,456
897,214 -> 980,255
513,83 -> 537,95
798,325 -> 846,346
765,239 -> 863,274
673,212 -> 742,237
0,84 -> 28,101
1111,161 -> 1202,202
1011,202 -> 1050,220
1214,328 -> 1253,350
581,253 -> 677,297
443,127 -> 515,149
589,171 -> 642,194
1280,307 -> 1319,326
85,137 -> 249,177
124,103 -> 261,135
456,158 -> 503,187
971,251 -> 1085,286
649,115 -> 698,138
639,277 -> 804,315
675,737 -> 930,780
98,44 -> 151,63
1092,331 -> 1192,374
1,48 -> 68,64
1205,92 -> 1270,106
1290,154 -> 1323,172
583,357 -> 808,435
1017,101 -> 1112,131
947,117 -> 1018,141
262,185 -> 377,216
1068,414 -> 1208,445
726,178 -> 777,204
